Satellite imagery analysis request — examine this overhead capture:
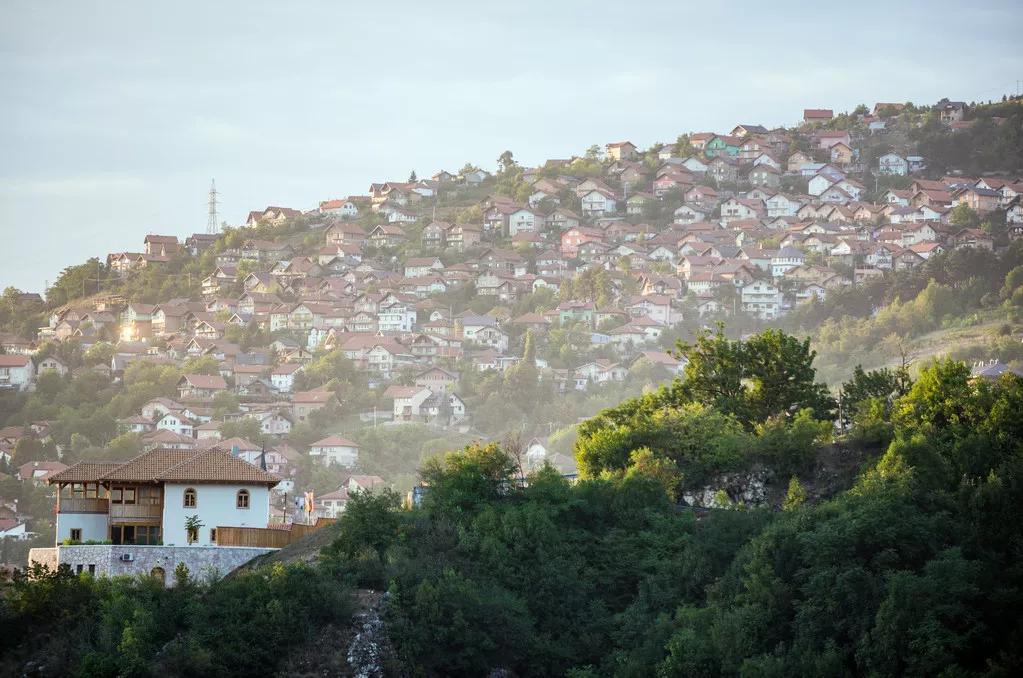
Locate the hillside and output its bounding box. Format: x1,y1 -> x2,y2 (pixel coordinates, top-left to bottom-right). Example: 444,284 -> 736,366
3,341 -> 1022,676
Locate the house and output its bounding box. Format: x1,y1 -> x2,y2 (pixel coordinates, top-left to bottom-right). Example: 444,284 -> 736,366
319,199 -> 359,219
606,141 -> 638,161
561,227 -> 604,258
817,130 -> 851,150
270,363 -> 302,393
573,360 -> 627,388
803,108 -> 833,124
935,98 -> 966,125
0,355 -> 35,391
878,153 -> 909,176
308,435 -> 360,467
829,142 -> 854,165
144,234 -> 180,257
387,385 -> 433,423
741,281 -> 783,319
704,135 -> 741,158
291,389 -> 336,422
19,460 -> 68,484
414,367 -> 458,393
748,164 -> 781,189
40,448 -> 280,581
36,355 -> 69,377
176,374 -> 228,400
787,151 -> 814,173
771,247 -> 805,277
580,189 -> 617,216
952,187 -> 1001,213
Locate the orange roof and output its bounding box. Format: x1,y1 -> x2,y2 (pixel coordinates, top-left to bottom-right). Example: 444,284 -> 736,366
157,448 -> 280,485
101,448 -> 197,482
45,461 -> 123,484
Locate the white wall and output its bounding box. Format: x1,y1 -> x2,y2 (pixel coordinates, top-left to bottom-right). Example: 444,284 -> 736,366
56,513 -> 108,543
162,483 -> 270,546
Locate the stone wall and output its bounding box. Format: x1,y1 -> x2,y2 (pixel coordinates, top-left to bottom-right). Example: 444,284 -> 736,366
28,547 -> 57,570
49,545 -> 276,586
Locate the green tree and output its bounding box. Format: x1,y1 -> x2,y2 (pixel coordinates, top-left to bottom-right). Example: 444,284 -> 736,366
782,475 -> 807,510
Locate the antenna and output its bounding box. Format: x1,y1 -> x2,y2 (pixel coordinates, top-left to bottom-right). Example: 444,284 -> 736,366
206,179 -> 219,234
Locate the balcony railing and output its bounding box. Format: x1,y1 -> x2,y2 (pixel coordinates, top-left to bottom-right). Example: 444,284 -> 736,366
109,504 -> 163,521
58,497 -> 109,513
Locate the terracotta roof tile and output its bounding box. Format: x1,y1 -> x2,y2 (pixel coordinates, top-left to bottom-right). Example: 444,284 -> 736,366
101,448 -> 197,482
157,447 -> 280,485
46,461 -> 122,484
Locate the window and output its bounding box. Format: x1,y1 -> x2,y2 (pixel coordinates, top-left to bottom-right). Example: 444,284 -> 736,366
210,528 -> 217,544
88,564 -> 96,575
70,528 -> 82,542
76,564 -> 83,574
236,489 -> 250,509
183,488 -> 197,508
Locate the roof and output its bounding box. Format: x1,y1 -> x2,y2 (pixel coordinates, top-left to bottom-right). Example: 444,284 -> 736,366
101,448 -> 198,482
311,435 -> 360,448
179,374 -> 228,389
0,355 -> 31,367
45,461 -> 123,484
51,448 -> 279,485
157,448 -> 280,485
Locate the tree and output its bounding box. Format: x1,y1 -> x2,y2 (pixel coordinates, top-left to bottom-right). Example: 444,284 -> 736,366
949,203 -> 981,230
184,514 -> 204,544
497,150 -> 517,174
217,417 -> 262,442
674,327 -> 834,426
782,475 -> 807,510
408,170 -> 417,182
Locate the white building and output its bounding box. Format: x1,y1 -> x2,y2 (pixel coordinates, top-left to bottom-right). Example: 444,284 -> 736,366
878,153 -> 909,176
741,281 -> 784,319
0,355 -> 34,391
580,189 -> 617,216
45,448 -> 279,547
308,435 -> 360,467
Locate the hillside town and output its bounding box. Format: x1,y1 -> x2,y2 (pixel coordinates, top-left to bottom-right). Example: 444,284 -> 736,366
1,96 -> 1022,573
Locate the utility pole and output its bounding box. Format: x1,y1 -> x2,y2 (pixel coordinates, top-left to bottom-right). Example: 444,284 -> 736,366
207,179 -> 219,234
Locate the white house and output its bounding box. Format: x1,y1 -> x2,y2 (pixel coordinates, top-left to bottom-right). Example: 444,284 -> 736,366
378,299 -> 417,333
46,447 -> 279,547
878,153 -> 909,176
580,189 -> 617,216
507,208 -> 542,236
270,363 -> 302,393
308,435 -> 360,467
771,247 -> 805,277
0,355 -> 34,391
741,281 -> 783,319
388,386 -> 433,423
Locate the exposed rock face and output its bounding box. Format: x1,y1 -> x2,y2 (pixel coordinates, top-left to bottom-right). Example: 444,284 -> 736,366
681,468 -> 772,507
346,590 -> 393,678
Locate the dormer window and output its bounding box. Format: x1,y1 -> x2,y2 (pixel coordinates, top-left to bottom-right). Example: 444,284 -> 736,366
183,487 -> 197,508
236,489 -> 250,509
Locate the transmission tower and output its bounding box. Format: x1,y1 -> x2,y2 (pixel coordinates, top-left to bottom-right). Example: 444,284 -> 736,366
206,179 -> 219,233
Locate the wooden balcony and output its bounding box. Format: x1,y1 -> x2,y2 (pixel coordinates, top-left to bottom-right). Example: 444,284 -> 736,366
109,503 -> 162,522
58,497 -> 109,513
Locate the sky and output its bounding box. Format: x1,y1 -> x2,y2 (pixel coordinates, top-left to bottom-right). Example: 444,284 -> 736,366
1,0 -> 1022,292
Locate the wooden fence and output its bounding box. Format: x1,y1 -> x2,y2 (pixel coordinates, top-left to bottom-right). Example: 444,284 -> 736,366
216,518 -> 336,548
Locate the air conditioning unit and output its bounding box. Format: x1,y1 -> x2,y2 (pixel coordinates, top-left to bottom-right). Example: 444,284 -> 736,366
119,553 -> 134,562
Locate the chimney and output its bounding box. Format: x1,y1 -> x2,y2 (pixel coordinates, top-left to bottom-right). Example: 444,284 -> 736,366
231,445 -> 239,457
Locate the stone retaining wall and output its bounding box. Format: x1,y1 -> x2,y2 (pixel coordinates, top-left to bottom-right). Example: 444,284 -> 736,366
33,545 -> 276,586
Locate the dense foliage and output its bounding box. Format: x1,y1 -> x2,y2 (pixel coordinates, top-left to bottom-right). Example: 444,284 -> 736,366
0,561 -> 352,677
313,339 -> 1023,676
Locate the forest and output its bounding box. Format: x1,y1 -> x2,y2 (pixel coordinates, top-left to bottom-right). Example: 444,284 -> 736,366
2,329 -> 1021,677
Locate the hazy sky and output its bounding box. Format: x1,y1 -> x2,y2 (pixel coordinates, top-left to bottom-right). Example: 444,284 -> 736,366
2,1 -> 1021,292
